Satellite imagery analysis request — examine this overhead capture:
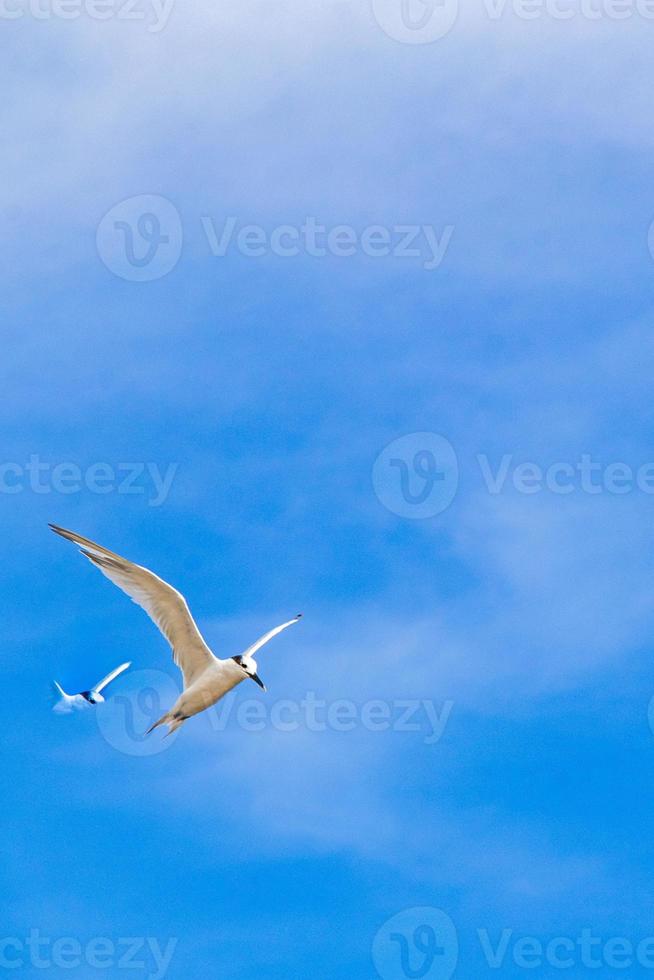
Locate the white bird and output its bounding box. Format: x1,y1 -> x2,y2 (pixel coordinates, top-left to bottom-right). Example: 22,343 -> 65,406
49,524 -> 302,736
52,661 -> 131,714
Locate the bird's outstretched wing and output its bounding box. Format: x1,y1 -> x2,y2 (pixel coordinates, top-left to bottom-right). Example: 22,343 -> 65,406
240,614 -> 302,662
49,525 -> 215,689
93,661 -> 132,694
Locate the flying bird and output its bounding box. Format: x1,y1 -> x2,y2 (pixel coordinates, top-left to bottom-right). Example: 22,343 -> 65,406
52,661 -> 131,714
49,524 -> 302,736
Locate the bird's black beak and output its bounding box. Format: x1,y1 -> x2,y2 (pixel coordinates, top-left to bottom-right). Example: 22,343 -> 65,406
250,672 -> 266,692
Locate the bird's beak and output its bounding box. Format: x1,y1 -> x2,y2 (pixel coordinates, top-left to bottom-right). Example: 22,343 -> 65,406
250,672 -> 266,692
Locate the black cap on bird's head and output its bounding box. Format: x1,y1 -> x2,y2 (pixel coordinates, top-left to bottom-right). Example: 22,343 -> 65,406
80,691 -> 104,705
231,655 -> 266,691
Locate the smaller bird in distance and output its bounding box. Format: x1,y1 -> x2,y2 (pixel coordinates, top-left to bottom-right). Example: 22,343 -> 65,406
52,661 -> 132,714
49,524 -> 302,737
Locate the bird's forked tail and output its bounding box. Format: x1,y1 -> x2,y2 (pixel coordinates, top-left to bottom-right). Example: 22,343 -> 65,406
146,710 -> 186,738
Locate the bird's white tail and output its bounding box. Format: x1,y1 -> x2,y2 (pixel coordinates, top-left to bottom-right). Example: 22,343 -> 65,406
51,680 -> 71,713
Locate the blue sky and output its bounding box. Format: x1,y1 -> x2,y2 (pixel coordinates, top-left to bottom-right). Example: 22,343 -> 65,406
3,1 -> 654,977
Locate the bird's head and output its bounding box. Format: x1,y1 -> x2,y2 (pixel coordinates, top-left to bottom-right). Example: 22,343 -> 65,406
232,655 -> 266,692
81,691 -> 105,705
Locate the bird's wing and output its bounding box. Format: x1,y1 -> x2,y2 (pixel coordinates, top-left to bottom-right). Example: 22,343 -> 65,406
49,525 -> 216,689
240,614 -> 302,662
93,661 -> 132,694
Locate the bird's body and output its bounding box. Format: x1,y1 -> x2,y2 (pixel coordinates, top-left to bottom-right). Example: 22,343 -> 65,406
51,662 -> 131,714
52,683 -> 92,714
49,524 -> 302,736
159,658 -> 245,732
